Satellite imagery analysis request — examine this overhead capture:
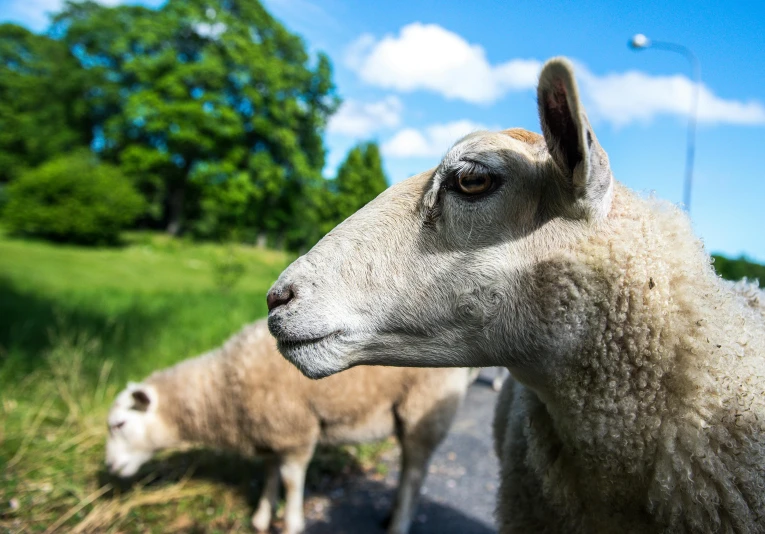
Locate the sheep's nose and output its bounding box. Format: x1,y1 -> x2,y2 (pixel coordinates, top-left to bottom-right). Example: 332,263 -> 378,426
267,284 -> 295,312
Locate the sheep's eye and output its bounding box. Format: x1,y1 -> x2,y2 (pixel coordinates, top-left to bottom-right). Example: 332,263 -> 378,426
457,174 -> 492,195
109,421 -> 125,435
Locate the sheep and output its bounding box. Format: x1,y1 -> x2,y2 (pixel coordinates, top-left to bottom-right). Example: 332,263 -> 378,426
265,57 -> 765,533
105,319 -> 473,534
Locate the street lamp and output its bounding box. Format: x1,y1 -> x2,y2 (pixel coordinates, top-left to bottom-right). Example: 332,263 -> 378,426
629,34 -> 701,213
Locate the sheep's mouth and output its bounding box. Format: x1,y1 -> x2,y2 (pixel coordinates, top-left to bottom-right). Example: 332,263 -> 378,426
276,331 -> 342,349
106,460 -> 130,477
275,331 -> 351,379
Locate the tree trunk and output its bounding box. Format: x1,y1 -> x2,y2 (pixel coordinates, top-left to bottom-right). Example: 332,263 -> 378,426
166,181 -> 186,236
256,233 -> 268,248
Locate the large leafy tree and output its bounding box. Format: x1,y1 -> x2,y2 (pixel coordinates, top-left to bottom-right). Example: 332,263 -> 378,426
54,0 -> 338,247
323,142 -> 388,233
0,24 -> 91,183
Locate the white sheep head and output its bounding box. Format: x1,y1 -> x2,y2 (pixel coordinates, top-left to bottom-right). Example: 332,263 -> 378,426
105,382 -> 166,477
267,58 -> 614,392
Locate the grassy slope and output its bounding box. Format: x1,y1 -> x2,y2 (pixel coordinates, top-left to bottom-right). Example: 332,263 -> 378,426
0,231 -> 290,382
0,233 -> 388,533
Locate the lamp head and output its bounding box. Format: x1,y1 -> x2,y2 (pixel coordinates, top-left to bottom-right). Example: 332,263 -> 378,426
629,34 -> 651,50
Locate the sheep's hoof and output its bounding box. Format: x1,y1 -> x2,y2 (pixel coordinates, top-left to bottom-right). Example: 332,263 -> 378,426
251,509 -> 271,532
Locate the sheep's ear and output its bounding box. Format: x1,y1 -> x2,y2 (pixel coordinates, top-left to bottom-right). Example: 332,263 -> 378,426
131,389 -> 153,412
537,57 -> 613,218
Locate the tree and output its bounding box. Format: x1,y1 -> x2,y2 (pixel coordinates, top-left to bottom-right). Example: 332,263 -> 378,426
54,0 -> 338,248
324,142 -> 388,233
0,24 -> 91,183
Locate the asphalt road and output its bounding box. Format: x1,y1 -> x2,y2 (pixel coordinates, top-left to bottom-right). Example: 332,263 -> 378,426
303,369 -> 501,534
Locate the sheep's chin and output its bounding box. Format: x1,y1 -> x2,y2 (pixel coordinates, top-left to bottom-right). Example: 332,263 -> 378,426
118,450 -> 154,477
106,438 -> 154,478
276,335 -> 353,379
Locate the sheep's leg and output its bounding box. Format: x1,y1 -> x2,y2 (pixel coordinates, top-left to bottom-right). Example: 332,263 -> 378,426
252,457 -> 280,532
387,435 -> 433,534
389,385 -> 463,534
279,446 -> 314,534
492,367 -> 510,392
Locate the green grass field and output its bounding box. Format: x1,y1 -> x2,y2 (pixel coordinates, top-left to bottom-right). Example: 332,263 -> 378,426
0,232 -> 389,533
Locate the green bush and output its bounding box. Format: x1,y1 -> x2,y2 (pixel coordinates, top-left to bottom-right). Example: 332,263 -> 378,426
712,254 -> 765,287
2,152 -> 144,244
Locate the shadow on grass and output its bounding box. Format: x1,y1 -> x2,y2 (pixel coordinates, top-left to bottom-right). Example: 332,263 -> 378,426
99,445 -> 370,507
0,275 -> 271,386
99,449 -> 267,509
97,445 -> 494,534
95,446 -> 371,529
93,392 -> 495,533
0,276 -> 162,381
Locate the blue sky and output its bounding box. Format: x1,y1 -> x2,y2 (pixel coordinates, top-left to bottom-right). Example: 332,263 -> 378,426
3,0 -> 764,261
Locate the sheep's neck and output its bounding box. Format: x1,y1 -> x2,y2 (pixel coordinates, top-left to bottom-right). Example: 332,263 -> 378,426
150,351 -> 243,452
516,186 -> 765,526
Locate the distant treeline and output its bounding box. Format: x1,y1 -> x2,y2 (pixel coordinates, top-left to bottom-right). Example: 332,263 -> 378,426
0,0 -> 386,249
712,255 -> 765,288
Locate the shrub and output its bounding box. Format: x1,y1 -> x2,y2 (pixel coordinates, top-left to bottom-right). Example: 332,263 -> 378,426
712,254 -> 765,288
2,152 -> 144,244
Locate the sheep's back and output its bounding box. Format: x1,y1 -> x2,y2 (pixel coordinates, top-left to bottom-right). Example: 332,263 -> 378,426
215,320 -> 470,449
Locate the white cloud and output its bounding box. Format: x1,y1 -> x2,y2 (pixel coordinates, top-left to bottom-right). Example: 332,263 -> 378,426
2,0 -> 66,31
344,33 -> 376,71
382,120 -> 488,158
347,23 -> 765,127
327,96 -> 403,137
347,23 -> 541,104
578,68 -> 765,127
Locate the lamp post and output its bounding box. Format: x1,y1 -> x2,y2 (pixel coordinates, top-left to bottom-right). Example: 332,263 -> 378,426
629,34 -> 701,213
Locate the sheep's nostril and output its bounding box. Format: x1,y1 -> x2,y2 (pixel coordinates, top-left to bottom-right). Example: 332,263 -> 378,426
266,284 -> 296,312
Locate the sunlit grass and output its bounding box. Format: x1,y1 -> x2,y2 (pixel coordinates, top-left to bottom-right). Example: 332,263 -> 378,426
0,231 -> 292,383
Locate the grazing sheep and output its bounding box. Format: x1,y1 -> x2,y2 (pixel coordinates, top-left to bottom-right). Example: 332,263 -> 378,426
105,320 -> 472,534
265,57 -> 765,533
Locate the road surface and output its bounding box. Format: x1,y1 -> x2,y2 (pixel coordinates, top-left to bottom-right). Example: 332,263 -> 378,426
303,369 -> 502,534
